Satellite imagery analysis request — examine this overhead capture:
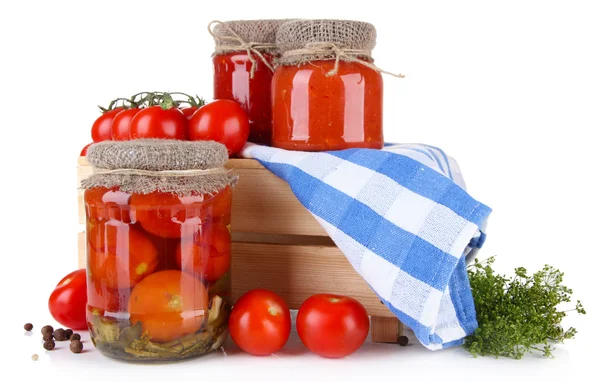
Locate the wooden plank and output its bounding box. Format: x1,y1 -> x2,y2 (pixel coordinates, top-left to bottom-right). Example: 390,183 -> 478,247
77,158 -> 328,236
76,232 -> 394,318
371,316 -> 403,343
226,158 -> 266,169
230,242 -> 395,318
229,168 -> 327,236
232,232 -> 335,246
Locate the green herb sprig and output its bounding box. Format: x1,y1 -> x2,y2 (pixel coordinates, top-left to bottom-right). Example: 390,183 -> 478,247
466,256 -> 586,359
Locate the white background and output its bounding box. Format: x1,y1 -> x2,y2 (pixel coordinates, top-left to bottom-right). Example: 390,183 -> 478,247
0,0 -> 597,380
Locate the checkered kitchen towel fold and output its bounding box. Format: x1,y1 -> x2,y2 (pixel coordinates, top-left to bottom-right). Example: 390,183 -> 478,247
240,143 -> 492,349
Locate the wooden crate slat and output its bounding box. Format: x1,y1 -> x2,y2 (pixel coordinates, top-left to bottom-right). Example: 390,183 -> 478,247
229,168 -> 327,236
371,316 -> 403,343
230,241 -> 395,318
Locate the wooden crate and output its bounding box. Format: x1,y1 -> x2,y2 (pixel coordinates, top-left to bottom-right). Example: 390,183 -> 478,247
77,157 -> 403,343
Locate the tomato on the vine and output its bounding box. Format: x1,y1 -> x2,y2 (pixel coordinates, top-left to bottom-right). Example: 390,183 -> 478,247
91,107 -> 124,142
180,106 -> 199,120
228,289 -> 291,356
87,220 -> 158,289
188,100 -> 249,156
129,105 -> 188,140
176,224 -> 231,282
111,108 -> 140,140
48,269 -> 88,330
296,294 -> 369,358
128,270 -> 209,343
80,143 -> 93,157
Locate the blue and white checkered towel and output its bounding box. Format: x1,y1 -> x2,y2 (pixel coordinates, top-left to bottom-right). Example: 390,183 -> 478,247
240,142 -> 492,349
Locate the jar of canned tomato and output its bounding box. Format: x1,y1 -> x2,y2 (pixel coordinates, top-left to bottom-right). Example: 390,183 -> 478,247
210,19 -> 289,146
273,20 -> 389,151
81,140 -> 237,362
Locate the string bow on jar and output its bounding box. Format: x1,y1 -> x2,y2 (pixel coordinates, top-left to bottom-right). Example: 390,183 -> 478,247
208,20 -> 277,78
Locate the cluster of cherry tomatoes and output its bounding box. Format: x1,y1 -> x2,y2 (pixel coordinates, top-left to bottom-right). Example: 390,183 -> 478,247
229,289 -> 370,358
82,92 -> 250,157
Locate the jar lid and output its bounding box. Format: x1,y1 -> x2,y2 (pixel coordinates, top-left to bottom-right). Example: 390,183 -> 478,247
81,139 -> 237,196
210,19 -> 292,54
276,19 -> 377,65
86,139 -> 228,171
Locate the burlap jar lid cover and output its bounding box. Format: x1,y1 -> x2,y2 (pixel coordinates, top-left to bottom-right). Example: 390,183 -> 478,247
81,139 -> 237,196
276,19 -> 405,78
208,19 -> 292,77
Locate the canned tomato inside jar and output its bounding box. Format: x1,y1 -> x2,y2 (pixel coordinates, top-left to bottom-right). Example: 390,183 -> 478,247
81,140 -> 237,362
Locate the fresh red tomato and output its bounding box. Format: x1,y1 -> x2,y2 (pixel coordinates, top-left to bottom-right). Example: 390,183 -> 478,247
80,143 -> 93,157
296,294 -> 369,358
111,108 -> 140,140
48,269 -> 88,330
91,107 -> 124,142
188,100 -> 249,156
87,220 -> 158,289
129,270 -> 208,343
180,106 -> 199,120
228,289 -> 291,356
129,105 -> 188,140
176,224 -> 231,282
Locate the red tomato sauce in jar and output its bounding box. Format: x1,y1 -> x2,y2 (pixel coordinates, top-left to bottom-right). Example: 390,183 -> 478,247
272,60 -> 383,151
213,52 -> 275,146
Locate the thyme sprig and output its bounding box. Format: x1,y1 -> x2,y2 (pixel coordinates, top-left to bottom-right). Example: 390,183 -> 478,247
466,256 -> 586,359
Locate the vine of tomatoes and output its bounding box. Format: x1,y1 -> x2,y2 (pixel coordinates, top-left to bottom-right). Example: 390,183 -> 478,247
83,91 -> 249,157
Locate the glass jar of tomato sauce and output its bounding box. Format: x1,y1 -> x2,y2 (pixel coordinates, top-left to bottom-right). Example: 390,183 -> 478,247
273,20 -> 387,151
81,140 -> 237,362
210,20 -> 289,146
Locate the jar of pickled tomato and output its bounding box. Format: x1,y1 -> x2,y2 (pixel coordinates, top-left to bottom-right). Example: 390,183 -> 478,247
81,140 -> 237,362
273,20 -> 390,151
210,20 -> 289,146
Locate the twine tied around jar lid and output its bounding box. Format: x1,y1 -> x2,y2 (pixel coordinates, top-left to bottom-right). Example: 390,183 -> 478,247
281,42 -> 405,78
91,167 -> 230,178
208,20 -> 277,79
80,139 -> 238,196
275,19 -> 405,78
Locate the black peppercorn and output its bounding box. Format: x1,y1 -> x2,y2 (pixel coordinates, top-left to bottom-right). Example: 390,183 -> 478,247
53,328 -> 67,341
65,329 -> 73,339
43,340 -> 55,350
43,333 -> 53,341
398,335 -> 409,346
41,325 -> 53,336
24,323 -> 33,331
70,333 -> 81,341
70,340 -> 83,354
